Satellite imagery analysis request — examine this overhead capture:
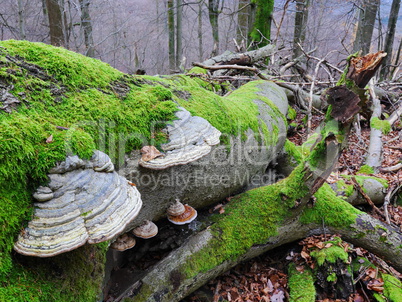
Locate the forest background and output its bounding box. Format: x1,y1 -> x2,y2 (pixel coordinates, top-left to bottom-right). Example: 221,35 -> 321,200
1,0 -> 401,78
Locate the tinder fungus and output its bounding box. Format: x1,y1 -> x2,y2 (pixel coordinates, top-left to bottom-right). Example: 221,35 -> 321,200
167,200 -> 197,225
138,107 -> 221,170
14,151 -> 143,257
110,233 -> 136,251
132,220 -> 158,239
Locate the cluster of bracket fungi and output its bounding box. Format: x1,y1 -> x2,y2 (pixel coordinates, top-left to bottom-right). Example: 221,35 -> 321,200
14,151 -> 142,257
14,107 -> 219,256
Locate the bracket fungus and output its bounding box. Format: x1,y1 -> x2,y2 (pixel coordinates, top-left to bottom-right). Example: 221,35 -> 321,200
138,107 -> 221,170
110,233 -> 136,251
14,151 -> 143,257
167,200 -> 197,225
132,220 -> 158,239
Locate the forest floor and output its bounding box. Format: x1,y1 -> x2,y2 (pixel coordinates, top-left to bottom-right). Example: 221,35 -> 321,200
183,108 -> 402,302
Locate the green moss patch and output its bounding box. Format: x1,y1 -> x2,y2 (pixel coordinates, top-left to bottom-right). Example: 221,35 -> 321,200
370,117 -> 391,135
183,164 -> 309,277
288,264 -> 316,302
301,183 -> 361,228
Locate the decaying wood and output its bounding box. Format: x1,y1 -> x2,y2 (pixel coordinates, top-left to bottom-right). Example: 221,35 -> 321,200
365,82 -> 384,169
201,44 -> 276,67
347,51 -> 387,88
115,52 -> 396,302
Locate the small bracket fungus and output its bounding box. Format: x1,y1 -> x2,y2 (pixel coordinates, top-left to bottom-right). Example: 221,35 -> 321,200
14,151 -> 142,257
110,233 -> 136,251
167,200 -> 197,225
132,220 -> 158,239
138,107 -> 221,170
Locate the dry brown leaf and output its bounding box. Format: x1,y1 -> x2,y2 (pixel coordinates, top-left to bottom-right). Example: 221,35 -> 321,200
46,134 -> 53,144
140,145 -> 164,161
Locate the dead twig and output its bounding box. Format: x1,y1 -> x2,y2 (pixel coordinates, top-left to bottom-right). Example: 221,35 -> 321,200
351,176 -> 385,218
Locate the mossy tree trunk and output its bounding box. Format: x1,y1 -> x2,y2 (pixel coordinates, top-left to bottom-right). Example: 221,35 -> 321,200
116,54 -> 396,302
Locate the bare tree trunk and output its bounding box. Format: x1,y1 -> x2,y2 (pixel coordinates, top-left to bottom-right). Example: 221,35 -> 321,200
175,0 -> 183,71
208,0 -> 220,56
353,0 -> 380,54
380,0 -> 401,79
198,1 -> 204,61
292,0 -> 310,59
45,0 -> 66,47
236,0 -> 251,48
17,0 -> 26,40
168,0 -> 175,73
78,0 -> 95,58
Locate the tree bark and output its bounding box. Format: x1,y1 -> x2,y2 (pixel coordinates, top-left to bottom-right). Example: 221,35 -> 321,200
353,0 -> 380,54
78,0 -> 95,58
175,0 -> 183,71
292,0 -> 310,59
46,0 -> 66,47
167,0 -> 175,73
380,0 -> 401,79
208,0 -> 220,56
17,0 -> 26,40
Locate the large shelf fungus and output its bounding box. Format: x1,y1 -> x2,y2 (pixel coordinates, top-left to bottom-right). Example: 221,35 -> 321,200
138,107 -> 221,170
14,151 -> 143,257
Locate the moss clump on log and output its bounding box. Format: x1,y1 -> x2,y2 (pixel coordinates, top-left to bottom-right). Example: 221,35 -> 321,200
288,264 -> 316,302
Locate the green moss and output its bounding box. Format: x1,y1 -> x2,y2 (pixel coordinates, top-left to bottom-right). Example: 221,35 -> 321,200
182,164 -> 309,277
341,174 -> 388,189
0,40 -> 180,300
0,40 -> 289,301
288,263 -> 316,302
370,117 -> 391,135
335,179 -> 354,197
284,139 -> 303,164
382,273 -> 402,302
175,79 -> 285,147
310,237 -> 349,266
187,66 -> 208,74
300,183 -> 361,228
357,164 -> 374,174
0,243 -> 108,302
287,106 -> 297,120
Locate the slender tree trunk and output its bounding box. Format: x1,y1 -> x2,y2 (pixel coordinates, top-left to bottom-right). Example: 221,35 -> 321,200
45,0 -> 65,47
17,0 -> 26,40
380,0 -> 401,79
198,1 -> 204,61
78,0 -> 95,58
353,0 -> 380,54
168,0 -> 175,73
293,0 -> 310,59
208,0 -> 220,56
175,0 -> 183,71
236,0 -> 250,48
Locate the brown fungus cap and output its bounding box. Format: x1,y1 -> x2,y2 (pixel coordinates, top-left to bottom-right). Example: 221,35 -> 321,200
166,199 -> 186,216
132,220 -> 158,239
110,233 -> 136,251
167,204 -> 197,225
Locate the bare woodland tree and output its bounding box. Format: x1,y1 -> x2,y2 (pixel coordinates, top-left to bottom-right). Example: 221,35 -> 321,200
380,0 -> 401,79
208,0 -> 222,56
78,0 -> 95,57
45,0 -> 66,47
292,0 -> 310,59
353,0 -> 380,54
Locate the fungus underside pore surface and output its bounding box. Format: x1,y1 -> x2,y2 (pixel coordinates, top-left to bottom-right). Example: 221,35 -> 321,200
0,40 -> 284,300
